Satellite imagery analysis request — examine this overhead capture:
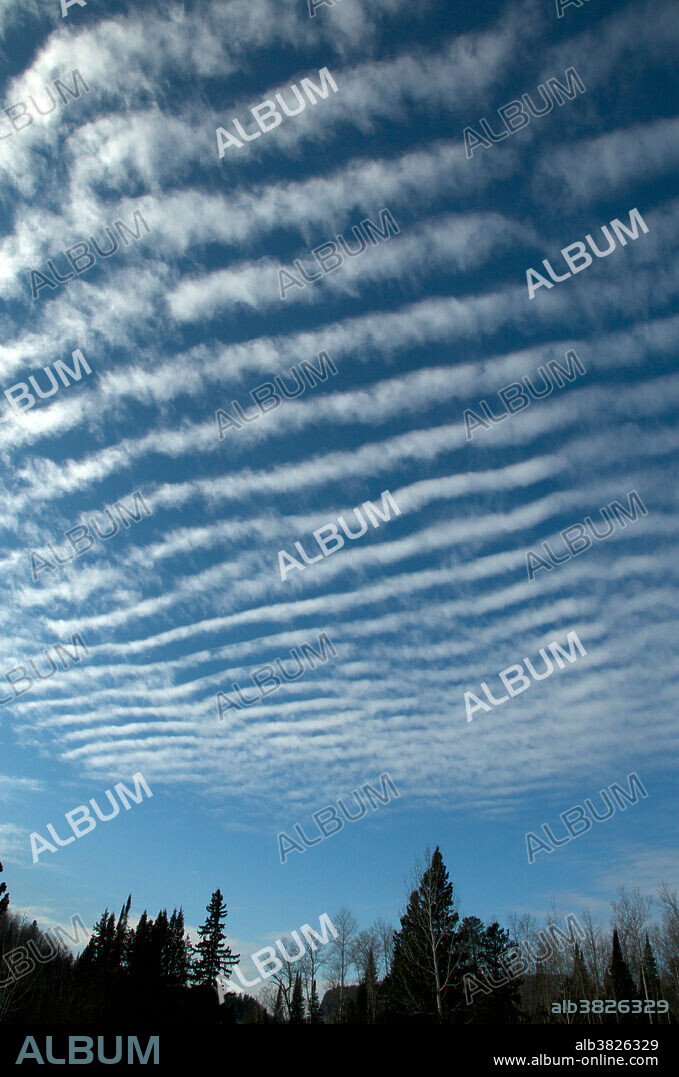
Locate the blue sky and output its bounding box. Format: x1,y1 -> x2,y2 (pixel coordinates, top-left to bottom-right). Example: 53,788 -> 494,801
1,0 -> 678,986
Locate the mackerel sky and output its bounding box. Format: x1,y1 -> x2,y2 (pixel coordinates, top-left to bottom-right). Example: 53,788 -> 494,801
1,0 -> 678,980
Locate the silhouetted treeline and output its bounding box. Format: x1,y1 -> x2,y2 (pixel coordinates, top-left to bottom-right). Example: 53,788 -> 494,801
1,850 -> 677,1024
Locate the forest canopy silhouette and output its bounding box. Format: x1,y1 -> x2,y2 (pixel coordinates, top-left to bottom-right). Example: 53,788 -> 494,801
1,850 -> 676,1024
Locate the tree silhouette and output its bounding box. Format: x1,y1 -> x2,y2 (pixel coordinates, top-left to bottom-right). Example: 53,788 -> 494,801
272,984 -> 286,1023
289,972 -> 306,1023
112,895 -> 132,970
561,942 -> 593,1020
166,909 -> 191,986
128,910 -> 154,983
363,946 -> 378,1023
191,889 -> 239,987
6,848 -> 679,1026
389,846 -> 462,1020
80,908 -> 117,974
638,935 -> 663,1019
471,922 -> 523,1024
604,929 -> 637,1011
308,979 -> 323,1024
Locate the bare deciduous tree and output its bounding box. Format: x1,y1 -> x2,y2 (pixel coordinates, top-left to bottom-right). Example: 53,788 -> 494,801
350,927 -> 378,980
611,885 -> 653,983
299,938 -> 329,1012
261,936 -> 300,1020
326,908 -> 358,1022
372,917 -> 394,979
580,906 -> 607,995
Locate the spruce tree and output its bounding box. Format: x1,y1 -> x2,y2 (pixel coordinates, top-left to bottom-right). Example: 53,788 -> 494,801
85,909 -> 117,970
562,942 -> 593,1018
273,984 -> 286,1023
457,914 -> 487,1016
128,911 -> 155,982
638,935 -> 662,1014
458,915 -> 486,971
76,908 -> 115,982
389,846 -> 462,1020
77,933 -> 97,973
167,909 -> 191,987
113,895 -> 132,970
604,929 -> 637,1008
308,979 -> 323,1024
0,861 -> 9,917
471,922 -> 523,1024
152,909 -> 169,981
191,889 -> 239,987
364,946 -> 378,1023
289,972 -> 306,1023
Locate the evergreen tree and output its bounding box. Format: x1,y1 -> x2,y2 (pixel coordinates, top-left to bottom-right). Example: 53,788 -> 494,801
389,846 -> 463,1020
113,895 -> 132,970
638,935 -> 662,1013
104,911 -> 116,966
289,972 -> 306,1024
166,909 -> 191,987
152,909 -> 169,981
364,946 -> 378,1023
128,910 -> 155,982
471,922 -> 523,1024
604,929 -> 637,1009
562,943 -> 593,1019
191,889 -> 239,987
0,861 -> 9,917
272,984 -> 286,1023
458,915 -> 486,970
82,909 -> 117,971
76,934 -> 96,973
308,979 -> 323,1024
456,915 -> 486,1014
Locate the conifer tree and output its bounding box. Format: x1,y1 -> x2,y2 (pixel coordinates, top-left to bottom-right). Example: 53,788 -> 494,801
76,908 -> 115,981
191,889 -> 239,987
91,909 -> 117,969
458,915 -> 486,970
389,846 -> 462,1020
364,946 -> 378,1023
471,922 -> 523,1024
289,972 -> 306,1023
273,984 -> 286,1023
128,910 -> 155,982
638,935 -> 662,1015
77,933 -> 97,973
457,914 -> 487,1014
0,861 -> 9,917
308,979 -> 323,1024
604,929 -> 637,1008
561,942 -> 593,1017
113,895 -> 132,970
167,909 -> 191,987
152,909 -> 169,981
